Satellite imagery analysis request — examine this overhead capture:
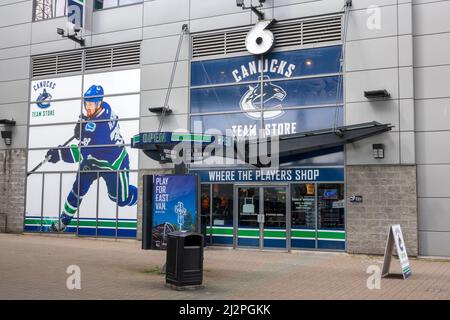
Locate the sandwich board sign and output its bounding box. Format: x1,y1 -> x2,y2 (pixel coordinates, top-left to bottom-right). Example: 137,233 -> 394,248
381,224 -> 412,279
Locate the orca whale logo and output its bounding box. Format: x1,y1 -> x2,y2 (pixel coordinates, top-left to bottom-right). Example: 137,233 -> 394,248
36,88 -> 52,109
239,76 -> 287,120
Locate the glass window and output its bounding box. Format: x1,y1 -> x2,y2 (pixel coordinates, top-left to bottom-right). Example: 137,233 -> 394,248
190,84 -> 259,114
317,184 -> 345,230
211,184 -> 233,227
201,184 -> 211,242
291,184 -> 316,229
34,0 -> 66,21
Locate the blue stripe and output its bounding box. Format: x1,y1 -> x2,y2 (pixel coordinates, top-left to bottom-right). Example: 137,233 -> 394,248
117,229 -> 136,238
238,237 -> 259,247
318,240 -> 345,250
291,239 -> 316,249
211,236 -> 233,246
263,238 -> 286,248
77,227 -> 96,236
97,228 -> 116,237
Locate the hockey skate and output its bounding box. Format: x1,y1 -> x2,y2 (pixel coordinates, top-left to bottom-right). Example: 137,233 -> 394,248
50,219 -> 67,232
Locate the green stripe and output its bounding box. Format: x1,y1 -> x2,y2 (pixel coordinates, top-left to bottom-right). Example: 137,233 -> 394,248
291,230 -> 316,239
317,231 -> 345,240
209,227 -> 233,235
238,228 -> 259,237
70,145 -> 81,162
263,230 -> 286,238
88,148 -> 127,171
25,218 -> 137,228
64,202 -> 77,215
112,148 -> 127,170
171,133 -> 213,143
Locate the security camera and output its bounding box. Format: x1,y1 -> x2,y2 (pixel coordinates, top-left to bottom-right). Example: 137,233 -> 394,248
236,0 -> 244,7
56,28 -> 65,36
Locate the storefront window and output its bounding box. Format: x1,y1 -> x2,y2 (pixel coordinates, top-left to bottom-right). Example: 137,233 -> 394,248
201,184 -> 211,243
291,184 -> 315,229
212,184 -> 233,227
317,184 -> 345,230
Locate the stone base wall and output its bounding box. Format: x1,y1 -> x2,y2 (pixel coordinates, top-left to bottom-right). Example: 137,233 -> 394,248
346,165 -> 418,256
0,149 -> 26,233
136,168 -> 173,240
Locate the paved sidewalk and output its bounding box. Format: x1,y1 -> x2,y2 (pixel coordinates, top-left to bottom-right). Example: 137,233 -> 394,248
0,233 -> 449,299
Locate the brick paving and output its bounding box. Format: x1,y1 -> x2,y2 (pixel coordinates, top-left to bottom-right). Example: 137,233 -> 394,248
0,233 -> 449,300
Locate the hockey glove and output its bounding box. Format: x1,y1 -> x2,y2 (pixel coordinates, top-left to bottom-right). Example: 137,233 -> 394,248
46,148 -> 61,163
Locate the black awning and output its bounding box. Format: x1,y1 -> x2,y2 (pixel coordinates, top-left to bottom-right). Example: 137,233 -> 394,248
246,121 -> 393,166
134,122 -> 393,167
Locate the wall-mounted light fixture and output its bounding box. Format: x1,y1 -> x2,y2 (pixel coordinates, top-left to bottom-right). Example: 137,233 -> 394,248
236,0 -> 266,20
372,143 -> 385,159
56,24 -> 85,46
0,119 -> 16,146
149,106 -> 172,115
364,89 -> 391,99
1,130 -> 12,146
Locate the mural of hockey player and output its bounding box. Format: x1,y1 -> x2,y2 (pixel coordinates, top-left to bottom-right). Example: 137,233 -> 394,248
45,85 -> 138,232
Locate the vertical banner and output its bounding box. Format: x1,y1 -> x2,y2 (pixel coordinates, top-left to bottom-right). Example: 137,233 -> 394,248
382,224 -> 412,279
150,175 -> 199,250
67,0 -> 85,32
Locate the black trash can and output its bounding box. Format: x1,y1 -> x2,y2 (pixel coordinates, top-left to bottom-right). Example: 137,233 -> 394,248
166,231 -> 204,287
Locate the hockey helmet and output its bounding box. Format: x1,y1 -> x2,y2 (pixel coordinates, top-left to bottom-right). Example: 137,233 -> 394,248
84,85 -> 104,103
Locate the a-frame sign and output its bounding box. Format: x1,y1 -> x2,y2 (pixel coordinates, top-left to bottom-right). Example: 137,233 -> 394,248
381,224 -> 412,279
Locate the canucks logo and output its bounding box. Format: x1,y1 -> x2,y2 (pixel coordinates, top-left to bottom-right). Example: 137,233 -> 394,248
36,88 -> 52,109
240,76 -> 287,120
85,122 -> 96,132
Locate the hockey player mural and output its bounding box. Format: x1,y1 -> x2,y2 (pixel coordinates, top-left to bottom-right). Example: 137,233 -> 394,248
26,68 -> 141,237
45,85 -> 138,232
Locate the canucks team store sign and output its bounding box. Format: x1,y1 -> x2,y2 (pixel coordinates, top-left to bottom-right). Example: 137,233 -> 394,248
25,69 -> 140,238
190,46 -> 343,139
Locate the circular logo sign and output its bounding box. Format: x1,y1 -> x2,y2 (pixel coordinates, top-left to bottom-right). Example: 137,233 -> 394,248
36,88 -> 52,109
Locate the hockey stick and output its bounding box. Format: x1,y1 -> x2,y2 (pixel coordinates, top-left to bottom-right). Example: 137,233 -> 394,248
27,135 -> 76,176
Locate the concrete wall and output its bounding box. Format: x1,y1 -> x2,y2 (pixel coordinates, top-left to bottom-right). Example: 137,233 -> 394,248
413,0 -> 450,256
345,0 -> 415,165
0,149 -> 26,233
346,165 -> 418,256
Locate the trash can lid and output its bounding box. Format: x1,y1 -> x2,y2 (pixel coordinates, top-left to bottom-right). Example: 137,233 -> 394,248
168,231 -> 203,238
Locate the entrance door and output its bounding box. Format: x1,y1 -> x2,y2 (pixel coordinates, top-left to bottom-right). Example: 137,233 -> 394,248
236,186 -> 288,249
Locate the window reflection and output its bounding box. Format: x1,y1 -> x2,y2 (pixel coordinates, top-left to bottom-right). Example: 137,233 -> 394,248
200,184 -> 211,243
291,184 -> 315,229
33,0 -> 66,21
212,184 -> 233,227
317,184 -> 345,230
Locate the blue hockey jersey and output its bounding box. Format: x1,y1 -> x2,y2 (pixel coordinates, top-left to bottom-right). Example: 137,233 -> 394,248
61,102 -> 129,171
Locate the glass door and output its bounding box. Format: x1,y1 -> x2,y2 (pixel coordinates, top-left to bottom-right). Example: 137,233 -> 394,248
290,183 -> 316,249
262,187 -> 287,249
317,184 -> 345,250
237,186 -> 260,247
236,186 -> 287,249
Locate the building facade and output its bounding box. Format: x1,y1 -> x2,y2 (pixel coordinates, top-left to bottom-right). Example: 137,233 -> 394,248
0,0 -> 448,257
